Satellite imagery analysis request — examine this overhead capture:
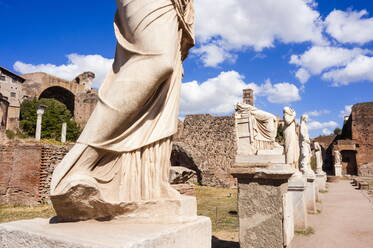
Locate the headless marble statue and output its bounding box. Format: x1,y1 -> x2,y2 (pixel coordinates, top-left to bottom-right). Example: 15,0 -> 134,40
299,114 -> 313,175
235,102 -> 280,156
283,107 -> 300,169
50,0 -> 195,220
314,142 -> 324,174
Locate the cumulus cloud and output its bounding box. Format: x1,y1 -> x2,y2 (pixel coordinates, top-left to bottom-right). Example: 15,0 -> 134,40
193,43 -> 236,67
290,46 -> 373,85
14,54 -> 113,88
180,71 -> 300,115
340,105 -> 353,118
195,0 -> 325,67
307,120 -> 338,130
322,128 -> 333,135
305,109 -> 330,117
322,55 -> 373,86
325,10 -> 373,44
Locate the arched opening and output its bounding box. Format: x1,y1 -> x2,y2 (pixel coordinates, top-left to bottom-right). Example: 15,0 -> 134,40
0,94 -> 9,129
39,86 -> 75,116
341,150 -> 358,175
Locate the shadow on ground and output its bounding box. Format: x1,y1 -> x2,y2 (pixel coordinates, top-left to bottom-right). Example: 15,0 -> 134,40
212,236 -> 240,248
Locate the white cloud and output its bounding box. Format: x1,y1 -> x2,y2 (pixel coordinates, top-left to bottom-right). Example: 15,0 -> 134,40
305,109 -> 330,117
322,55 -> 373,86
290,46 -> 373,85
180,71 -> 300,115
193,43 -> 236,67
14,54 -> 113,88
340,105 -> 353,118
308,120 -> 338,130
195,0 -> 325,66
322,128 -> 333,135
325,10 -> 373,44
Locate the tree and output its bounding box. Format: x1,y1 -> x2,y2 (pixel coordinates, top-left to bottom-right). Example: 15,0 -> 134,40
276,124 -> 284,143
20,98 -> 81,141
333,127 -> 342,135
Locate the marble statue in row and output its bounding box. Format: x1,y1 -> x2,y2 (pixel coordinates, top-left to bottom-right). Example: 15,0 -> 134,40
50,0 -> 195,220
299,114 -> 314,175
314,142 -> 324,174
235,102 -> 281,156
283,107 -> 300,169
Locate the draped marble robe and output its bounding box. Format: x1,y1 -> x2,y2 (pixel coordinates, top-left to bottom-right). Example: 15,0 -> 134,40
50,0 -> 195,220
299,114 -> 312,174
283,107 -> 300,170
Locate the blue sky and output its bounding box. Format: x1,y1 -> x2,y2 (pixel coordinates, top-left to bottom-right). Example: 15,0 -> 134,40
1,0 -> 373,137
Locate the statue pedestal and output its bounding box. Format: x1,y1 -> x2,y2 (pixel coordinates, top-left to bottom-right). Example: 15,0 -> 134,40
316,172 -> 327,192
304,172 -> 317,214
335,163 -> 342,177
0,196 -> 212,248
288,171 -> 308,231
230,161 -> 295,248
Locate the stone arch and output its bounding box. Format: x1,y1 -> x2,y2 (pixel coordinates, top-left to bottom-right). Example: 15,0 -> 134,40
39,86 -> 75,115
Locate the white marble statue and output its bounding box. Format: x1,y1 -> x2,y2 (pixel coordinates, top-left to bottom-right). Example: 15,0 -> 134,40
299,114 -> 313,174
50,0 -> 195,220
314,142 -> 324,174
334,150 -> 342,165
235,102 -> 279,155
283,107 -> 300,169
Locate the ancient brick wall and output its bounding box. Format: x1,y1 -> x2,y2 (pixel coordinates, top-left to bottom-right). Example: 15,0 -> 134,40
172,114 -> 236,187
351,102 -> 373,169
39,145 -> 69,203
74,91 -> 99,128
0,143 -> 69,205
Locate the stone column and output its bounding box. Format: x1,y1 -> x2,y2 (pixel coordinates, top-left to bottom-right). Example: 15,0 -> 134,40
35,105 -> 46,141
61,122 -> 67,143
304,171 -> 317,214
288,171 -> 308,231
231,163 -> 294,248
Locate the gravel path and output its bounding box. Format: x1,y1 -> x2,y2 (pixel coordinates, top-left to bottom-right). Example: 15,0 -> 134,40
291,180 -> 373,248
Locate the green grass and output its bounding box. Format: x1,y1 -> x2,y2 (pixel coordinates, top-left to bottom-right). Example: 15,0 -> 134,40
196,186 -> 238,233
295,227 -> 315,236
0,204 -> 55,223
1,186 -> 239,233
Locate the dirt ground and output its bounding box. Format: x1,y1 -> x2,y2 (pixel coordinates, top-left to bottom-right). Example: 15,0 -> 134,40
291,180 -> 373,248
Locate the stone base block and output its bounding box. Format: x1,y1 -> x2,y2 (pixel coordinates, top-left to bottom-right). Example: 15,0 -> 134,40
304,178 -> 317,214
0,216 -> 211,248
335,164 -> 342,177
288,173 -> 307,231
316,173 -> 327,191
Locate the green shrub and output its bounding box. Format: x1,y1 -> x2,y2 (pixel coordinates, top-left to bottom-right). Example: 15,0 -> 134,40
20,98 -> 81,141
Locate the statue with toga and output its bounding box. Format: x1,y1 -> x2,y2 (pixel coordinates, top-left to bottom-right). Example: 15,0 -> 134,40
50,0 -> 195,220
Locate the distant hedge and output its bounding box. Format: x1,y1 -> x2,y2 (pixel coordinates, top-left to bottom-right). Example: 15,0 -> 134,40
20,98 -> 81,141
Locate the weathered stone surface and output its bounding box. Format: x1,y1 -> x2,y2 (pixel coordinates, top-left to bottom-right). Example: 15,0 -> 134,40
288,172 -> 308,230
359,163 -> 373,177
304,176 -> 317,214
169,166 -> 197,184
316,173 -> 327,191
172,114 -> 237,187
0,143 -> 69,205
0,216 -> 211,248
237,177 -> 289,248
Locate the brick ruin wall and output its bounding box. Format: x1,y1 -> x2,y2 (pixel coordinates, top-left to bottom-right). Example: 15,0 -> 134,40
172,114 -> 236,187
0,143 -> 69,205
351,102 -> 373,172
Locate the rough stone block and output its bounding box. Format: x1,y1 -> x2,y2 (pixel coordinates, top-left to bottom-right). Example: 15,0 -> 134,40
0,216 -> 211,248
304,177 -> 317,214
288,173 -> 307,231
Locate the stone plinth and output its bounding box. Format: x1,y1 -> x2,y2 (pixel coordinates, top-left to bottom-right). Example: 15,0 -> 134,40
304,173 -> 317,214
0,216 -> 211,248
316,173 -> 327,192
231,162 -> 295,248
335,163 -> 342,177
288,172 -> 308,231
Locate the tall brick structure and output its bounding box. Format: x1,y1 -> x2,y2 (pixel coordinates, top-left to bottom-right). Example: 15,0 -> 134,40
331,102 -> 373,176
243,88 -> 254,106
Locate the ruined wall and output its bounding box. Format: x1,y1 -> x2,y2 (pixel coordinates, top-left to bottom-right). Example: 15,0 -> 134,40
0,143 -> 69,205
74,91 -> 99,128
351,102 -> 373,168
172,114 -> 236,187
